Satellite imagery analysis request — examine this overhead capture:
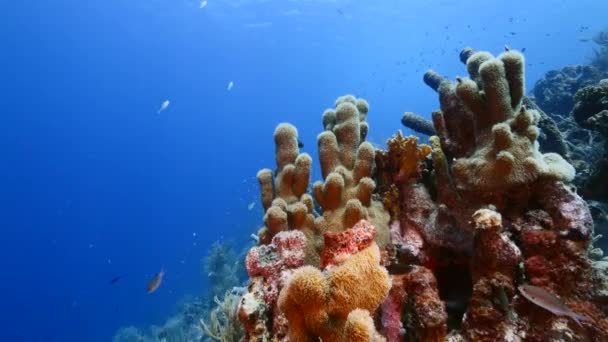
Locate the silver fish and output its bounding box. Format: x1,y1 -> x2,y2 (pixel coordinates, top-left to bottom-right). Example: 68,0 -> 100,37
158,100 -> 170,114
518,284 -> 591,327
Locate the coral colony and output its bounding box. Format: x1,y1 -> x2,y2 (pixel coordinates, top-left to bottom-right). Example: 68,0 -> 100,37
236,48 -> 608,342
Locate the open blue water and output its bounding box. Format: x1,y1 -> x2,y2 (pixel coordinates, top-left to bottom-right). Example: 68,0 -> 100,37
1,0 -> 606,341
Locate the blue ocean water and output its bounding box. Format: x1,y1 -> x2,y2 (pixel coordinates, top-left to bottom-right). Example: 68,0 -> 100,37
1,0 -> 606,341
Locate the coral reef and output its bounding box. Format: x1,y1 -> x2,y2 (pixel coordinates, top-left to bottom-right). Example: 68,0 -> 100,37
532,65 -> 605,118
113,299 -> 209,342
234,47 -> 608,342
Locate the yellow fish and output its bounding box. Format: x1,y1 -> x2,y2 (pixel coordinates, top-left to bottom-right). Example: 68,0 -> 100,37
147,269 -> 165,294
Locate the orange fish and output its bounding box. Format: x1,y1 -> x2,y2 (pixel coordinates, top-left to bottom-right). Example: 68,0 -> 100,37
146,269 -> 165,294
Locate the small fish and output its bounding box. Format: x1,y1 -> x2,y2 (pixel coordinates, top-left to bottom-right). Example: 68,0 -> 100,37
386,263 -> 414,275
518,284 -> 592,327
108,274 -> 127,285
158,100 -> 170,114
247,202 -> 255,210
497,286 -> 516,321
297,139 -> 304,148
147,269 -> 165,294
227,81 -> 234,91
199,0 -> 207,8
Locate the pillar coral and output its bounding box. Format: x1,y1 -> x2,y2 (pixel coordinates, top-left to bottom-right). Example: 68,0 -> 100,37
278,220 -> 390,342
426,49 -> 575,195
256,123 -> 318,260
314,95 -> 390,253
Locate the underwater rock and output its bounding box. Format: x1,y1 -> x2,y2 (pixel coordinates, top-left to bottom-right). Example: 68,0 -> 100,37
569,79 -> 608,200
380,265 -> 447,342
533,65 -> 606,118
572,79 -> 608,129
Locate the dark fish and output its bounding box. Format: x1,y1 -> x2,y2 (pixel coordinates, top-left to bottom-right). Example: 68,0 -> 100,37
386,263 -> 414,275
509,32 -> 517,35
336,8 -> 344,15
519,284 -> 592,327
108,274 -> 127,285
147,269 -> 165,293
298,140 -> 304,148
521,47 -> 526,53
